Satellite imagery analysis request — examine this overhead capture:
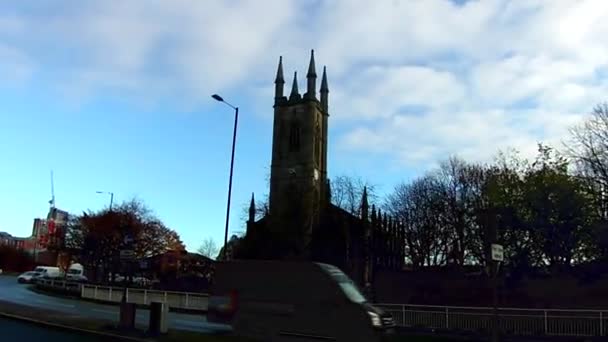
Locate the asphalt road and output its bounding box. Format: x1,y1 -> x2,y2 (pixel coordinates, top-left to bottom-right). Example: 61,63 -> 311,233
0,316 -> 109,342
0,275 -> 231,334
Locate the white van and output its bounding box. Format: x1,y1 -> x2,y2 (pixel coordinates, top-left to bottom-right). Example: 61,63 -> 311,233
33,266 -> 63,279
66,263 -> 87,282
208,261 -> 395,342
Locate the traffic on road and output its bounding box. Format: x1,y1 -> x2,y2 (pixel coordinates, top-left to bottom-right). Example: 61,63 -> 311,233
0,274 -> 230,334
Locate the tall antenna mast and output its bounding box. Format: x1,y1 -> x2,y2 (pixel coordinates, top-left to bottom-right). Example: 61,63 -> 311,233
50,170 -> 55,209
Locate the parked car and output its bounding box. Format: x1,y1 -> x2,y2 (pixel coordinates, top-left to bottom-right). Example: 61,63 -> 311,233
17,271 -> 40,283
108,274 -> 150,287
133,276 -> 151,287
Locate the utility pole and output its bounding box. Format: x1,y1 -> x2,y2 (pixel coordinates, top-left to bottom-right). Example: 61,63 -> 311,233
211,94 -> 240,259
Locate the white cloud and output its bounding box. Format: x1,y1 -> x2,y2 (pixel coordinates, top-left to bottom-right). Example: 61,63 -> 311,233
1,0 -> 608,170
0,43 -> 34,85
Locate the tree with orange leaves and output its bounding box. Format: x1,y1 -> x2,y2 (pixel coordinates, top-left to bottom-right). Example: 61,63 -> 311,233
64,198 -> 184,282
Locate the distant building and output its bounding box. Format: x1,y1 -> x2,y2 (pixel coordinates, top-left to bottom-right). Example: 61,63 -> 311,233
0,232 -> 15,247
0,207 -> 70,266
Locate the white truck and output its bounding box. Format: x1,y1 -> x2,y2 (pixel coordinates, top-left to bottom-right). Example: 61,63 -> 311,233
32,266 -> 63,279
208,260 -> 395,342
66,263 -> 87,282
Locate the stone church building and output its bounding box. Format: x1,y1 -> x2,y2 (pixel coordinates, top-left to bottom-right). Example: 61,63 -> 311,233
234,51 -> 406,289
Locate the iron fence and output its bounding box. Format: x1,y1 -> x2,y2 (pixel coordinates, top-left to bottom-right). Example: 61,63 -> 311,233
80,284 -> 208,311
375,303 -> 607,337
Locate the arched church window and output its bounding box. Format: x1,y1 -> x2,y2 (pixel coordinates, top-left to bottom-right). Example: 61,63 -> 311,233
279,121 -> 285,158
315,123 -> 321,167
289,121 -> 301,152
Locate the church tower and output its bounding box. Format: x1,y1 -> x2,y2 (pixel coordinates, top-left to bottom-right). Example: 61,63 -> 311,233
268,50 -> 329,255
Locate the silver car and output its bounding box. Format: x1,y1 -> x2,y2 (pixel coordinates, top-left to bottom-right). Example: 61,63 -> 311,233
17,271 -> 40,284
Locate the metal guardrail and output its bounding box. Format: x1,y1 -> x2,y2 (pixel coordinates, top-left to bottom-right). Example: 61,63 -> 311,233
375,303 -> 607,337
35,278 -> 81,293
36,279 -> 607,337
80,284 -> 208,311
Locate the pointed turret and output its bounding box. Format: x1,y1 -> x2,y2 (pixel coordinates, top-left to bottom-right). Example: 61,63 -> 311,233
371,204 -> 377,224
360,186 -> 369,220
248,193 -> 256,222
274,56 -> 285,102
289,71 -> 301,101
320,66 -> 329,113
305,49 -> 317,100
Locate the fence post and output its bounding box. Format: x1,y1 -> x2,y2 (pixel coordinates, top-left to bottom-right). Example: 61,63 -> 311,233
185,293 -> 189,308
402,305 -> 406,326
601,311 -> 604,336
445,307 -> 449,329
109,287 -> 112,301
544,310 -> 548,335
164,291 -> 167,303
144,290 -> 147,305
126,288 -> 129,303
94,286 -> 98,300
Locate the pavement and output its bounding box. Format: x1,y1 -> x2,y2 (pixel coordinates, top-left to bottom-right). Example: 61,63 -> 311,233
0,274 -> 231,334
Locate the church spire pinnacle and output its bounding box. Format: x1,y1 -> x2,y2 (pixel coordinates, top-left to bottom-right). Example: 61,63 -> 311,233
305,50 -> 317,100
248,192 -> 256,222
275,56 -> 285,84
361,186 -> 369,220
289,71 -> 301,101
274,56 -> 285,102
320,66 -> 329,112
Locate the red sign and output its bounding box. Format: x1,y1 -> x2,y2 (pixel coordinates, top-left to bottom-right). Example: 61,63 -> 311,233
48,220 -> 56,235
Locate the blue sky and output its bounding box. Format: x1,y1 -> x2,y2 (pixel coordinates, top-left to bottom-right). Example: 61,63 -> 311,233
1,0 -> 607,251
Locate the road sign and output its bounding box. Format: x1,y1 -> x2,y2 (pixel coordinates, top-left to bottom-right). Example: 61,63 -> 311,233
491,244 -> 504,262
123,235 -> 134,245
120,249 -> 135,260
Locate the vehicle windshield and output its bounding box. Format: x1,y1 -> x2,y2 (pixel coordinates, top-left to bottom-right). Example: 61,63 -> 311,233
316,263 -> 368,303
338,281 -> 367,303
68,269 -> 80,275
34,268 -> 46,273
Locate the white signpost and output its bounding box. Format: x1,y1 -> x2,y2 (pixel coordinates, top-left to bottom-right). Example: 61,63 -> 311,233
490,243 -> 503,342
491,243 -> 504,262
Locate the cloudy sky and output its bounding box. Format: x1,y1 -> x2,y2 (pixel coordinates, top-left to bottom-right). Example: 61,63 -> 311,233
1,0 -> 607,251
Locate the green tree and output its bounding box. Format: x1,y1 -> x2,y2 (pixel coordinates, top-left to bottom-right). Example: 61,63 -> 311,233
522,144 -> 597,271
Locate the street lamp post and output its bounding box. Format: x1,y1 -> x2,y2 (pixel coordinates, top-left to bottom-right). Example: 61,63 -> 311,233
212,94 -> 239,259
96,191 -> 114,211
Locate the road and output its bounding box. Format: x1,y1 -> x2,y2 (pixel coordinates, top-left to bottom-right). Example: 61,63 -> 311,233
0,316 -> 108,341
0,275 -> 231,334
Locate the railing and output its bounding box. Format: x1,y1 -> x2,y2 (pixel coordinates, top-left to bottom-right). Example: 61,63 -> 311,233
81,284 -> 208,311
375,303 -> 608,337
35,278 -> 81,294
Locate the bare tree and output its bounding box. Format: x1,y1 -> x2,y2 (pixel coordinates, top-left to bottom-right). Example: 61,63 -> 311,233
434,157 -> 489,267
331,174 -> 379,217
567,103 -> 608,219
385,173 -> 447,268
197,238 -> 219,260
